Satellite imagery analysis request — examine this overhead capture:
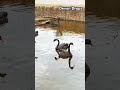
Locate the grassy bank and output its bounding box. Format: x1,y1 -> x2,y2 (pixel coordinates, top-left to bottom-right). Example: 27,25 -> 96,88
35,4 -> 85,21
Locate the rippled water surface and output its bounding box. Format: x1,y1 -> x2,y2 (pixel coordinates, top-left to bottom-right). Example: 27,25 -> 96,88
0,1 -> 34,90
86,13 -> 120,90
35,21 -> 85,90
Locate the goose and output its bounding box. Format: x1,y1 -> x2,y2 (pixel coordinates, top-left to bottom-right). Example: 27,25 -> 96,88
55,42 -> 75,69
85,62 -> 90,81
0,73 -> 7,78
85,39 -> 93,46
53,39 -> 69,54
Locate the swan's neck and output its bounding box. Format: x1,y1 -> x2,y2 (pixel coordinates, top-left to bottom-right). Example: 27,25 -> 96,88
57,40 -> 60,47
68,44 -> 71,53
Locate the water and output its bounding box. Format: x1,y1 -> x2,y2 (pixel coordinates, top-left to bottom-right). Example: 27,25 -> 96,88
86,13 -> 120,90
35,21 -> 85,90
0,1 -> 34,90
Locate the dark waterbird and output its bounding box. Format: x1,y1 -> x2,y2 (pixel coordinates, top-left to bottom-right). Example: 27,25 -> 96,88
55,42 -> 75,70
85,39 -> 93,46
0,73 -> 7,78
54,39 -> 69,54
35,31 -> 38,37
0,11 -> 8,24
0,12 -> 8,19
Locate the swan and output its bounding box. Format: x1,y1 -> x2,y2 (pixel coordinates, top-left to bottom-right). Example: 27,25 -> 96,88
85,62 -> 90,81
55,42 -> 75,69
54,39 -> 69,53
85,39 -> 93,46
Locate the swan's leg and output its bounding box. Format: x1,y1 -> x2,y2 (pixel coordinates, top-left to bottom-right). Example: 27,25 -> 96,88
56,50 -> 60,55
68,57 -> 75,70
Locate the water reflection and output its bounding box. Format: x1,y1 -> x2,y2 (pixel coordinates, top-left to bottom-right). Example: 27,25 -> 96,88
86,14 -> 120,90
36,20 -> 85,33
35,26 -> 85,90
0,1 -> 34,90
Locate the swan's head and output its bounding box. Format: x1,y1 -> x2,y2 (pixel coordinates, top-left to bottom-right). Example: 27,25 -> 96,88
53,39 -> 59,42
69,42 -> 73,45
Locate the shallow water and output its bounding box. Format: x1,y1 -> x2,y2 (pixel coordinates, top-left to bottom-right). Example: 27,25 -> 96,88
86,14 -> 120,90
0,1 -> 34,90
35,22 -> 85,90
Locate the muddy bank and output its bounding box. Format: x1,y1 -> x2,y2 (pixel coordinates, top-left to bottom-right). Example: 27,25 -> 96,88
35,5 -> 85,21
35,19 -> 85,33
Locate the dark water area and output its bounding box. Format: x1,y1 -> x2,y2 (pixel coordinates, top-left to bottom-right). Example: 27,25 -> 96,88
0,1 -> 34,90
86,0 -> 120,18
86,2 -> 120,89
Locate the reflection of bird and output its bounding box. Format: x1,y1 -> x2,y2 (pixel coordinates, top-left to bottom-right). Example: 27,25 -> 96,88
85,39 -> 93,46
51,18 -> 60,27
54,39 -> 69,53
0,73 -> 7,78
55,42 -> 75,70
85,62 -> 90,81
